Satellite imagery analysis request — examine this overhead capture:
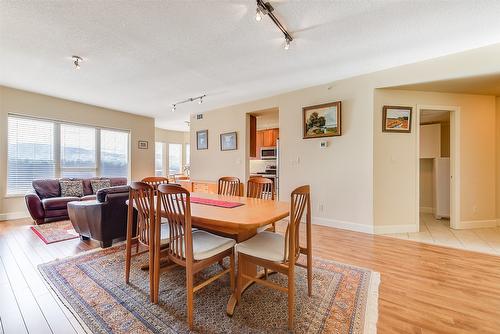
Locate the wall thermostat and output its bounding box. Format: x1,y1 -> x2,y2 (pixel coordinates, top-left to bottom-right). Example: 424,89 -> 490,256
320,141 -> 328,148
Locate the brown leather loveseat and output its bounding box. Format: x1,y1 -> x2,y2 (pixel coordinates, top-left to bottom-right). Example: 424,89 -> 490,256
25,177 -> 127,224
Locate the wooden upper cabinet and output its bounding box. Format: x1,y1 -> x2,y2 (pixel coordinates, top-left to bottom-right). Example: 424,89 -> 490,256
249,115 -> 257,158
262,128 -> 279,147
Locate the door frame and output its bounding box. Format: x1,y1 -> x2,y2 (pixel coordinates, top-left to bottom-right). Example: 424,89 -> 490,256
416,105 -> 461,230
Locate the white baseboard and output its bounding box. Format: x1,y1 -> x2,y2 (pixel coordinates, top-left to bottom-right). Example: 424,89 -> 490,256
0,211 -> 30,221
373,224 -> 419,234
312,217 -> 374,234
455,219 -> 498,229
419,206 -> 433,214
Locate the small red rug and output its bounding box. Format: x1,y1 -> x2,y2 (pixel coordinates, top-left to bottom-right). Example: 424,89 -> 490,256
31,220 -> 79,244
190,196 -> 244,208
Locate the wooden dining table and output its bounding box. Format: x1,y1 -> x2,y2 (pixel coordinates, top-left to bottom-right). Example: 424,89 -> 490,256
129,191 -> 290,315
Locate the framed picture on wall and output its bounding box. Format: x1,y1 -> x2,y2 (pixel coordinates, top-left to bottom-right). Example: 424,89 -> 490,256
220,132 -> 237,151
196,130 -> 208,150
137,140 -> 148,149
303,101 -> 342,139
382,106 -> 413,133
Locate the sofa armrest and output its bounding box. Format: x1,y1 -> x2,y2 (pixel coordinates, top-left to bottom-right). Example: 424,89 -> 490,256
25,190 -> 45,223
96,185 -> 130,203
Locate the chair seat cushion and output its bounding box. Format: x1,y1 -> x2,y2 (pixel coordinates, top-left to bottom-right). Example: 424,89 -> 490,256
192,230 -> 235,261
236,231 -> 285,262
42,196 -> 80,210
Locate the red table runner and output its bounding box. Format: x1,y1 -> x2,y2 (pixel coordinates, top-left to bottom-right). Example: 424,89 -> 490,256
190,196 -> 244,208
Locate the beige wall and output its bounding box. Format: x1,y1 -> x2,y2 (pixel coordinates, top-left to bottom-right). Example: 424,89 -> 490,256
191,43 -> 500,233
191,79 -> 375,232
0,86 -> 155,219
374,90 -> 497,229
154,128 -> 190,174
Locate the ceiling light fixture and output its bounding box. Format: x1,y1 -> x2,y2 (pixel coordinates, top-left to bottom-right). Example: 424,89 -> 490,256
72,55 -> 82,70
171,94 -> 206,112
255,0 -> 293,49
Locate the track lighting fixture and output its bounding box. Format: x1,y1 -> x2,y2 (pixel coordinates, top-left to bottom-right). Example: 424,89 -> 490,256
171,94 -> 206,112
72,56 -> 82,70
255,0 -> 293,49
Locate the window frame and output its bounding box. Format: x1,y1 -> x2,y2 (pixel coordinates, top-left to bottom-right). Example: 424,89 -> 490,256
6,113 -> 131,196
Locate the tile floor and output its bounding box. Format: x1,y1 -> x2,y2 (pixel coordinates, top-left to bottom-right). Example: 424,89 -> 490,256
384,213 -> 500,255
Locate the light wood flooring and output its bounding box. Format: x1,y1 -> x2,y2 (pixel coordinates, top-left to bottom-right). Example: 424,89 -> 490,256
384,213 -> 500,255
1,218 -> 500,333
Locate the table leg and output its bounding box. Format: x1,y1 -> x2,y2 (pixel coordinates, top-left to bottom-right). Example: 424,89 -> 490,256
227,256 -> 256,316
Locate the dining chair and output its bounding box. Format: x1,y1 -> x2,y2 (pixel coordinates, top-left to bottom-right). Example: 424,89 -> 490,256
235,185 -> 312,330
247,176 -> 274,200
218,176 -> 241,196
247,176 -> 275,231
141,176 -> 169,192
125,182 -> 169,302
155,184 -> 236,328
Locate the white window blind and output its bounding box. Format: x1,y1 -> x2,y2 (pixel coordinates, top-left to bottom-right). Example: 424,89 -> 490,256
185,144 -> 190,166
168,143 -> 182,175
7,117 -> 55,195
7,115 -> 130,196
60,124 -> 97,178
155,142 -> 164,176
101,129 -> 129,177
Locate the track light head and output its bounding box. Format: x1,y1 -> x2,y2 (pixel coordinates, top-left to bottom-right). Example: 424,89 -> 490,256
172,104 -> 176,112
72,56 -> 82,70
255,7 -> 263,21
198,97 -> 203,104
284,37 -> 291,50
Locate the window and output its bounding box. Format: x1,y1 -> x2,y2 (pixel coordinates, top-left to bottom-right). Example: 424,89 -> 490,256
168,143 -> 182,175
185,144 -> 190,166
7,117 -> 55,194
155,142 -> 164,176
6,115 -> 130,195
60,124 -> 96,178
101,129 -> 129,177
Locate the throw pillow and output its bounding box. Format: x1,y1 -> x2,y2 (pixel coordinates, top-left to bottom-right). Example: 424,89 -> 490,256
60,180 -> 84,197
90,179 -> 111,194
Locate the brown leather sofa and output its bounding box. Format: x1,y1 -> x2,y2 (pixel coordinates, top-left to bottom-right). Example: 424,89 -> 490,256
25,177 -> 127,224
67,185 -> 135,248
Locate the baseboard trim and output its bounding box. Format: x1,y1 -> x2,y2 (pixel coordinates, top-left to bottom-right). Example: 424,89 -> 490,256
373,224 -> 419,234
0,211 -> 30,221
455,219 -> 498,229
419,206 -> 433,214
312,217 -> 374,234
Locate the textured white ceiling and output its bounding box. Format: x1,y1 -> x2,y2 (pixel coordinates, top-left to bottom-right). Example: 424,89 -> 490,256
1,1 -> 500,131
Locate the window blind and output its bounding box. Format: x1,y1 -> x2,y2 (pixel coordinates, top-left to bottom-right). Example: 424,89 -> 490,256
7,116 -> 55,195
168,143 -> 182,175
60,124 -> 97,178
100,129 -> 129,177
155,142 -> 164,176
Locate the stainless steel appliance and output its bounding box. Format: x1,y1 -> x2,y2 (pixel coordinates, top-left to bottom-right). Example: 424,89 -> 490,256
260,147 -> 277,160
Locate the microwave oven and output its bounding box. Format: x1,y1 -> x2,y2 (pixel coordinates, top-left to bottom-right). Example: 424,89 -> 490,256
260,147 -> 277,160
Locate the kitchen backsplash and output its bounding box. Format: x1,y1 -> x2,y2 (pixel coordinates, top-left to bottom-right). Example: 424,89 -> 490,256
249,160 -> 275,174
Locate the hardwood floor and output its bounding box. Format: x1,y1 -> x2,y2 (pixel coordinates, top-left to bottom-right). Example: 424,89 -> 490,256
1,218 -> 500,333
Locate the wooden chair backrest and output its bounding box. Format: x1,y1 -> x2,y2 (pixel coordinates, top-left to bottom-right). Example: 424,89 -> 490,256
141,176 -> 169,191
157,184 -> 193,263
247,176 -> 274,200
284,185 -> 310,263
218,177 -> 241,196
129,182 -> 155,246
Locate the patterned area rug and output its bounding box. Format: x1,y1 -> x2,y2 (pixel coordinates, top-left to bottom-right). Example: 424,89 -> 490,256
31,220 -> 79,244
39,245 -> 379,333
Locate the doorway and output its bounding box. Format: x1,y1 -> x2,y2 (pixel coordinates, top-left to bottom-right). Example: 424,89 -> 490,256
416,105 -> 460,231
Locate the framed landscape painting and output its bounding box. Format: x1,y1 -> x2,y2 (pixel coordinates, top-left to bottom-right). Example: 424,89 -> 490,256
196,130 -> 208,150
220,132 -> 237,151
303,101 -> 341,139
382,106 -> 412,133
